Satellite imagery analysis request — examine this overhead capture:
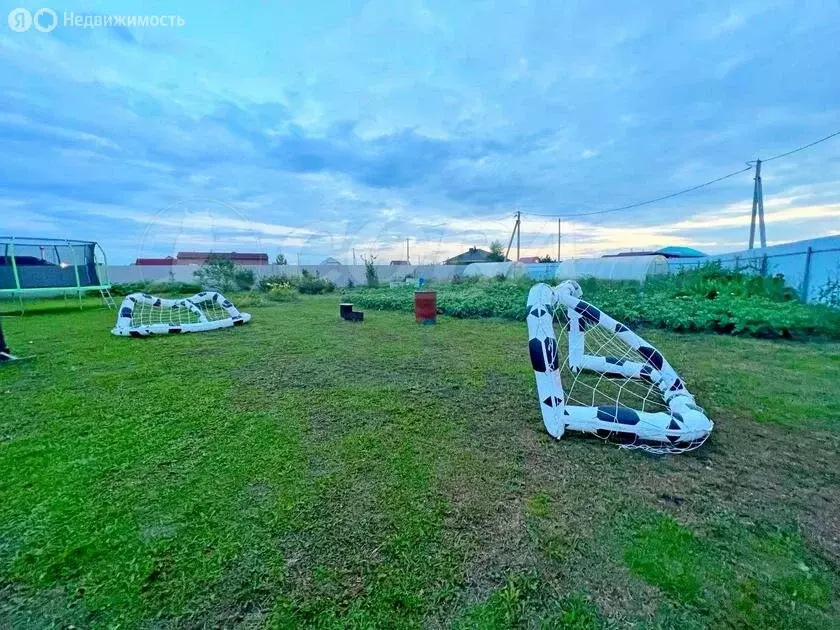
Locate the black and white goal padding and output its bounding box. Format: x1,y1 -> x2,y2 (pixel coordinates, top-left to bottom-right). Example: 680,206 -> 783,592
527,280 -> 713,454
111,292 -> 251,337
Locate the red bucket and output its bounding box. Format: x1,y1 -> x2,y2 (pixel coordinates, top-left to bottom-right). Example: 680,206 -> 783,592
414,291 -> 437,324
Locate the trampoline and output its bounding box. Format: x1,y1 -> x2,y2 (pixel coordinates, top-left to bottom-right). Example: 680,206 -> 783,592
0,236 -> 113,312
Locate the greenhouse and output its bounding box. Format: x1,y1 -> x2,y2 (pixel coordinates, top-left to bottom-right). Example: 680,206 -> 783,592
555,255 -> 669,282
0,237 -> 112,311
462,261 -> 528,279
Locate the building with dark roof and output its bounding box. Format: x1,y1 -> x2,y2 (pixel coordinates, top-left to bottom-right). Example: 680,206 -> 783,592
134,252 -> 269,265
134,256 -> 176,266
176,251 -> 268,265
603,246 -> 707,260
444,247 -> 505,265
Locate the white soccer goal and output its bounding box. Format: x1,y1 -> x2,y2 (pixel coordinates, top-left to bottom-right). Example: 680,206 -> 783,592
526,281 -> 713,454
111,292 -> 251,337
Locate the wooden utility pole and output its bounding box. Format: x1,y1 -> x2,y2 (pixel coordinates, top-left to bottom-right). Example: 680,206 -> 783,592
748,159 -> 767,249
557,218 -> 562,261
516,211 -> 520,262
406,238 -> 410,263
505,211 -> 521,261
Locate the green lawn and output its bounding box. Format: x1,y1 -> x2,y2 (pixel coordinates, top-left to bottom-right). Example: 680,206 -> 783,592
1,296 -> 839,628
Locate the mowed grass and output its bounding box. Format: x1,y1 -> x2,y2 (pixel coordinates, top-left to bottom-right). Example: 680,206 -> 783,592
1,296 -> 839,628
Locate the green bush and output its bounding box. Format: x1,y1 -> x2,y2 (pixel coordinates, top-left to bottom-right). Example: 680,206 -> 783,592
296,274 -> 336,295
350,268 -> 840,340
255,272 -> 335,296
192,255 -> 254,292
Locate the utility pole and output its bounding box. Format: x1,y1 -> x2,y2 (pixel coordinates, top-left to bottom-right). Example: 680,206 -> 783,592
505,211 -> 521,261
406,238 -> 410,263
557,218 -> 562,261
352,248 -> 356,266
748,159 -> 767,249
516,211 -> 520,262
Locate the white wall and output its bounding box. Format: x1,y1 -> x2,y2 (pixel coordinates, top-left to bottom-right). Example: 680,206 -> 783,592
107,264 -> 463,287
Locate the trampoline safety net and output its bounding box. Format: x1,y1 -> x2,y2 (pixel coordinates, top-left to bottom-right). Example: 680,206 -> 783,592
0,238 -> 108,292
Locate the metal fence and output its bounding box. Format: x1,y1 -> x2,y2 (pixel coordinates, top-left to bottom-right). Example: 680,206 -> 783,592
668,237 -> 840,304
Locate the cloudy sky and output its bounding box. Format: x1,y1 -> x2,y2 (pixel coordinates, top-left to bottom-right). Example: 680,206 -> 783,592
1,0 -> 839,264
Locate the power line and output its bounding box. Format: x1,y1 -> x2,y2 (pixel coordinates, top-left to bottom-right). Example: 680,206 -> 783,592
524,128 -> 840,219
756,129 -> 840,163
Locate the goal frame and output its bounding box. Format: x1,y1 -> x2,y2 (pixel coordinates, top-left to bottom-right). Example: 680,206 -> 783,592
527,281 -> 713,450
111,291 -> 251,337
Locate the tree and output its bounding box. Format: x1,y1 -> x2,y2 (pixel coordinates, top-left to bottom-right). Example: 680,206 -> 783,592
487,240 -> 506,262
274,252 -> 288,265
361,254 -> 379,287
193,254 -> 254,292
538,255 -> 555,263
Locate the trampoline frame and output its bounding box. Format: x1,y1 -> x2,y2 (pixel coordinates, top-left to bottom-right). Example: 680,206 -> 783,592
0,236 -> 111,312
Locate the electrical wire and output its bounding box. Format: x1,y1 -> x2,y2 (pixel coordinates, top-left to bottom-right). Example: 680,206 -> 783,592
523,128 -> 840,219
758,129 -> 840,163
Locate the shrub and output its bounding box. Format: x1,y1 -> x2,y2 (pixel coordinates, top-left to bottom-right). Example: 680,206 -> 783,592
296,275 -> 336,295
267,286 -> 298,302
362,255 -> 379,288
192,255 -> 255,292
234,267 -> 255,291
351,267 -> 840,340
256,274 -> 292,292
255,272 -> 335,296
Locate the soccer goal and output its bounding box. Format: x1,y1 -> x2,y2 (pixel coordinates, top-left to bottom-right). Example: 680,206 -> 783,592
111,291 -> 251,337
526,280 -> 713,454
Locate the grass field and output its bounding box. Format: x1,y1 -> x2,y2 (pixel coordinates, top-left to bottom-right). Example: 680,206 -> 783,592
1,296 -> 839,628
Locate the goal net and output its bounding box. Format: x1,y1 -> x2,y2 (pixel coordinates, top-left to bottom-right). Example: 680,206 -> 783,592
527,281 -> 713,454
111,291 -> 251,337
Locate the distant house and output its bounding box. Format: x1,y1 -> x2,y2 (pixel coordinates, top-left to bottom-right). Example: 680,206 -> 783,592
390,260 -> 410,266
655,246 -> 706,258
175,251 -> 269,265
135,256 -> 176,266
320,257 -> 343,265
444,247 -> 503,265
518,256 -> 541,264
603,246 -> 706,260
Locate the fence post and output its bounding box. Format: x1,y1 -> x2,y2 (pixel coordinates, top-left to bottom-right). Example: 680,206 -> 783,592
801,247 -> 814,303
734,255 -> 740,271
761,254 -> 768,277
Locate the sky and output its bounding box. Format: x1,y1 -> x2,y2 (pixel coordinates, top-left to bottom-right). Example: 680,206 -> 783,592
1,0 -> 839,264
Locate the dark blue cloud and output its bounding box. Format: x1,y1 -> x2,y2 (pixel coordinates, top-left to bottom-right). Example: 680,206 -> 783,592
1,0 -> 838,262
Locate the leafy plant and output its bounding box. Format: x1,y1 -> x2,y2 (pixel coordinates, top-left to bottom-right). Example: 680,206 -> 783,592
487,240 -> 506,262
274,252 -> 288,265
351,268 -> 840,340
193,255 -> 254,292
256,273 -> 334,295
296,274 -> 336,295
362,254 -> 379,287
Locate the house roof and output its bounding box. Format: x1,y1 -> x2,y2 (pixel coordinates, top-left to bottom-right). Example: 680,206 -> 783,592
604,246 -> 707,259
175,251 -> 269,263
135,257 -> 176,265
320,257 -> 343,265
518,256 -> 541,264
655,246 -> 707,258
444,247 -> 499,264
